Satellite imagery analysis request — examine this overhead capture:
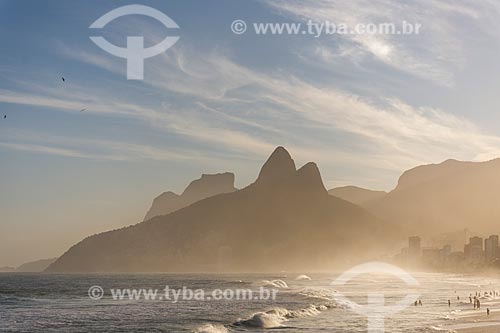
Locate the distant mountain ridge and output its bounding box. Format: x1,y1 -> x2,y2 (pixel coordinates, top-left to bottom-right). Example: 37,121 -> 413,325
144,172 -> 237,221
16,258 -> 57,272
0,258 -> 57,273
0,266 -> 15,273
360,158 -> 500,234
47,147 -> 399,273
329,186 -> 386,205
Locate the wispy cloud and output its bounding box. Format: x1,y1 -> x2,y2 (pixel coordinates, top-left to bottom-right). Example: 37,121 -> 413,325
3,9 -> 500,189
6,47 -> 500,180
0,142 -> 104,160
263,0 -> 500,86
0,129 -> 220,162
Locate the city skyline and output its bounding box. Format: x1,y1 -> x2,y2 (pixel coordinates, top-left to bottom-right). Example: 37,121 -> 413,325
398,233 -> 500,270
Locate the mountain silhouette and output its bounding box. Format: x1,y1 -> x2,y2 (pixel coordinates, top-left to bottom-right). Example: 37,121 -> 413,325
144,173 -> 237,221
16,258 -> 57,272
0,266 -> 15,272
329,186 -> 386,205
255,146 -> 296,185
47,147 -> 399,273
362,158 -> 500,234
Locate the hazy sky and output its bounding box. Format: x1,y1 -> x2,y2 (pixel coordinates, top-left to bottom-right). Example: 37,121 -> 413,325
2,0 -> 500,266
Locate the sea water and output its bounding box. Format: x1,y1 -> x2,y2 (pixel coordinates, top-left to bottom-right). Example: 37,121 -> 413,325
1,272 -> 499,332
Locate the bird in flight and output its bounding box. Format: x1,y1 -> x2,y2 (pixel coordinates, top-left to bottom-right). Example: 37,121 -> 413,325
79,108 -> 86,112
61,77 -> 65,82
3,115 -> 6,119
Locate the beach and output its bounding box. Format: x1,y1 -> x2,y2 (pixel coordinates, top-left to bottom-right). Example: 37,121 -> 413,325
443,310 -> 500,332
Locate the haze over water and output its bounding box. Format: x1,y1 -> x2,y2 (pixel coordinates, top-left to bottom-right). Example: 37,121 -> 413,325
2,272 -> 499,332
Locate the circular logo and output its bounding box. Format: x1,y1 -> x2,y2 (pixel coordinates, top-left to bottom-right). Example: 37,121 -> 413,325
88,285 -> 104,300
89,5 -> 180,80
231,20 -> 247,34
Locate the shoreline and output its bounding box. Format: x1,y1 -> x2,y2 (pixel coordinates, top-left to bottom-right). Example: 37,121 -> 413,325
440,307 -> 500,332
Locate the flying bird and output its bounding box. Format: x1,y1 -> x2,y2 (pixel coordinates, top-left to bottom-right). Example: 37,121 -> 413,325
79,108 -> 86,112
61,77 -> 65,82
3,115 -> 6,119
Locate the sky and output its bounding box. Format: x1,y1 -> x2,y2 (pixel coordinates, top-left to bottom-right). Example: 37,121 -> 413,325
2,0 -> 500,266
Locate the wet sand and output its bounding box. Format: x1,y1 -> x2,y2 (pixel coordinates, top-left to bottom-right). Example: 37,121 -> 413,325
443,308 -> 500,332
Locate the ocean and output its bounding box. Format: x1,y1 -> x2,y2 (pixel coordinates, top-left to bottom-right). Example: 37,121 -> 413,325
1,271 -> 500,332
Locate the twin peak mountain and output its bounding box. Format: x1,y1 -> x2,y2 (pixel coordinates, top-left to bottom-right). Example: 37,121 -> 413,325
44,147 -> 500,272
46,147 -> 393,273
144,147 -> 327,221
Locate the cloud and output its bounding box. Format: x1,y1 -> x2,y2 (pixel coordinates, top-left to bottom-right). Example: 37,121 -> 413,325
0,129 -> 218,162
4,11 -> 500,189
0,79 -> 278,161
263,0 -> 500,86
6,47 -> 500,179
0,142 -> 103,160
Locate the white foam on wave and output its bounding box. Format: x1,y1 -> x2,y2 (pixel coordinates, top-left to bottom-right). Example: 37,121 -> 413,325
479,294 -> 495,300
192,323 -> 228,333
296,274 -> 312,281
236,310 -> 285,328
299,287 -> 336,301
260,279 -> 288,288
298,287 -> 355,311
429,326 -> 456,333
234,302 -> 338,329
438,314 -> 456,321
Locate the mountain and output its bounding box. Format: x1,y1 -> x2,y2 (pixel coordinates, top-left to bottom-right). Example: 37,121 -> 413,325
0,266 -> 15,272
329,186 -> 386,205
143,172 -> 237,221
16,258 -> 57,272
46,147 -> 400,273
363,158 -> 500,234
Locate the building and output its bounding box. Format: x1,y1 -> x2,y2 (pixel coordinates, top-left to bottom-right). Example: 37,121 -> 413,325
485,235 -> 499,262
408,236 -> 421,258
465,236 -> 484,264
420,245 -> 453,268
422,248 -> 441,266
397,234 -> 499,270
441,245 -> 452,257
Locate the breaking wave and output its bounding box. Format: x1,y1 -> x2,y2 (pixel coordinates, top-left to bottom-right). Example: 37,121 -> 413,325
260,279 -> 289,288
299,287 -> 336,300
234,302 -> 338,329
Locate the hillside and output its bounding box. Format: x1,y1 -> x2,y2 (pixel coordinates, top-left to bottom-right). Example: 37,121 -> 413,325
364,158 -> 500,234
329,186 -> 386,205
144,173 -> 237,221
16,258 -> 57,272
47,147 -> 400,273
